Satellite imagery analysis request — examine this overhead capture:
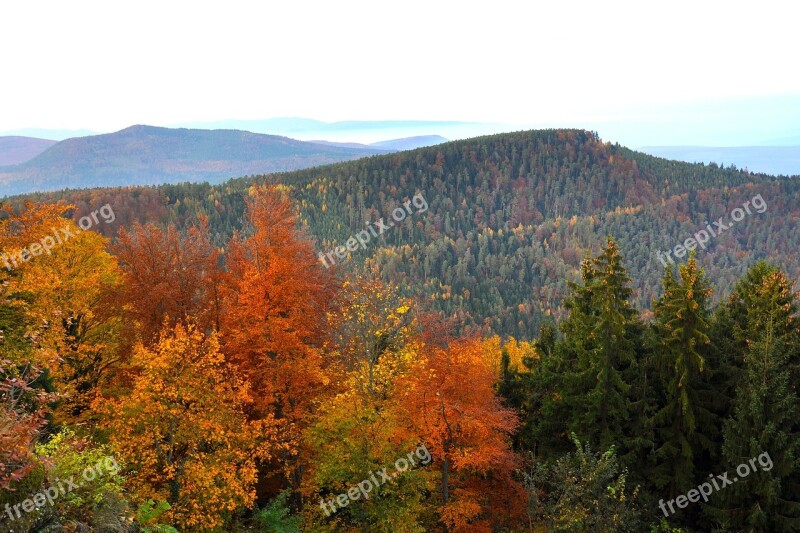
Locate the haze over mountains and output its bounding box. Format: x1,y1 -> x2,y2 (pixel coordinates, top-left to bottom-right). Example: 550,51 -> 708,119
0,136 -> 57,166
639,145 -> 800,176
310,135 -> 447,151
173,118 -> 486,144
0,126 -> 455,196
370,135 -> 447,150
0,125 -> 393,196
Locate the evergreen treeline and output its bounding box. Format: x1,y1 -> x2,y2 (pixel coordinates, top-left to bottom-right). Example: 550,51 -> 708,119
501,239 -> 800,531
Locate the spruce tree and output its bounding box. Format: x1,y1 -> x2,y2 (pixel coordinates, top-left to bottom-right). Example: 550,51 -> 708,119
650,254 -> 716,501
497,345 -> 526,414
525,322 -> 574,457
715,262 -> 800,531
549,238 -> 640,452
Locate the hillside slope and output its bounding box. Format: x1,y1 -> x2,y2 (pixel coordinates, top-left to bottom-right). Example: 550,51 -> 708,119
0,136 -> 57,166
11,129 -> 798,338
0,125 -> 385,196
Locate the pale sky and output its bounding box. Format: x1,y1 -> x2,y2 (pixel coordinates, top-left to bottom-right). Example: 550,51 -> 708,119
1,0 -> 798,146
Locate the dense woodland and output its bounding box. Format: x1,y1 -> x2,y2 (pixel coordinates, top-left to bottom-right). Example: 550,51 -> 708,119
14,130 -> 799,338
2,130 -> 800,531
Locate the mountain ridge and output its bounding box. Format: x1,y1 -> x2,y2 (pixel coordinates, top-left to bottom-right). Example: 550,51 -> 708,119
0,125 -> 387,197
9,128 -> 796,339
0,136 -> 58,166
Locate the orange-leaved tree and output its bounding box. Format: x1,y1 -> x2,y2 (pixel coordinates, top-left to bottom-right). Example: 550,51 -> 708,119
96,323 -> 271,531
111,218 -> 221,349
221,185 -> 337,495
396,336 -> 524,532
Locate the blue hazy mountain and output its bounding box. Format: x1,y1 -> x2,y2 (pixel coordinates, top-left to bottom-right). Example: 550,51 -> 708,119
0,136 -> 58,166
0,125 -> 386,197
639,145 -> 800,176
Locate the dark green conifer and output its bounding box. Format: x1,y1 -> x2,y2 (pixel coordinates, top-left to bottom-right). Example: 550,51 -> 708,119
714,262 -> 800,531
650,254 -> 716,502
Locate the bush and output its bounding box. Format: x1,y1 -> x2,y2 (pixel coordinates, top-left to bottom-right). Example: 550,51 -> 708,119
34,429 -> 129,528
522,434 -> 645,532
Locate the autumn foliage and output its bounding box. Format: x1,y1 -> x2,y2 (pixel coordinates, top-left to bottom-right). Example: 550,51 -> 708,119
397,337 -> 523,531
96,324 -> 267,530
0,190 -> 525,532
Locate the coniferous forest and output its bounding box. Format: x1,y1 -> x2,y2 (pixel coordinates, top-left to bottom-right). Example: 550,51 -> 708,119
3,130 -> 800,531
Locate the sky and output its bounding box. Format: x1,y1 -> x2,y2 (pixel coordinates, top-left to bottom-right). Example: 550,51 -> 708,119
1,0 -> 798,147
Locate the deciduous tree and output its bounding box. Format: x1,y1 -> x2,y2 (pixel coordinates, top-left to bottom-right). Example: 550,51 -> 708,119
221,185 -> 337,496
97,323 -> 268,531
397,337 -> 523,531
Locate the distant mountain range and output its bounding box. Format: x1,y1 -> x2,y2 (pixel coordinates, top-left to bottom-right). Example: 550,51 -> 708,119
0,136 -> 57,166
0,125 -> 394,196
172,118 -> 497,144
0,119 -> 491,143
640,145 -> 800,176
0,127 -> 454,197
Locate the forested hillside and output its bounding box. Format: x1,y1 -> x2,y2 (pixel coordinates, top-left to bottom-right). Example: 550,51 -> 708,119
13,129 -> 799,338
4,130 -> 800,531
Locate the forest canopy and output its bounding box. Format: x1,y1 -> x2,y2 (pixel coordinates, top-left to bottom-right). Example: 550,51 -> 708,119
2,130 -> 800,531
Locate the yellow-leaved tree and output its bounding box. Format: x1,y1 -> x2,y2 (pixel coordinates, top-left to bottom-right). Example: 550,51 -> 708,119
1,201 -> 122,423
96,323 -> 273,531
303,276 -> 433,532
